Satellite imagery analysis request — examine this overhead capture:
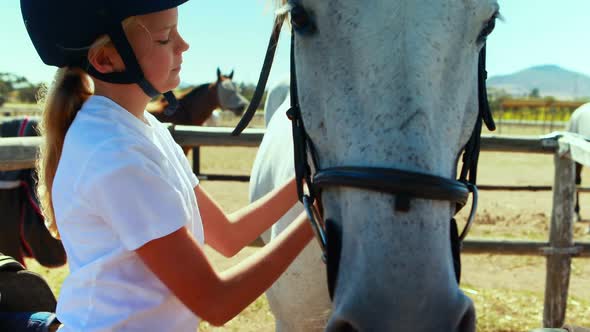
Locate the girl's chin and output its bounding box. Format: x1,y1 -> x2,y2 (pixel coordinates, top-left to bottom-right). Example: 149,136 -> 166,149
161,76 -> 181,91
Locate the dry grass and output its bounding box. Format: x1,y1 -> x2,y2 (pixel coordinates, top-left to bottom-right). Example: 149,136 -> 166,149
464,283 -> 590,332
199,296 -> 274,332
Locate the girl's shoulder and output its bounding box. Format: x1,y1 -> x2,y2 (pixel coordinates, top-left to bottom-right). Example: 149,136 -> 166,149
144,111 -> 174,138
86,137 -> 165,176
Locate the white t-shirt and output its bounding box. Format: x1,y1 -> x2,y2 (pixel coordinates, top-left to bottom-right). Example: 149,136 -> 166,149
52,95 -> 204,331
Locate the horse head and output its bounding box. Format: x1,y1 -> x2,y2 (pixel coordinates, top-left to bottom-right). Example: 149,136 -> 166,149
280,1 -> 500,331
215,68 -> 248,116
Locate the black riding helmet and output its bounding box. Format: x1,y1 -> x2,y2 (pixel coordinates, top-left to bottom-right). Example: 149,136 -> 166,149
20,0 -> 190,113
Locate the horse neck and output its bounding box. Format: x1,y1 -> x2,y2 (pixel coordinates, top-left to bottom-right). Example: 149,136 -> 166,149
183,83 -> 220,126
151,83 -> 219,126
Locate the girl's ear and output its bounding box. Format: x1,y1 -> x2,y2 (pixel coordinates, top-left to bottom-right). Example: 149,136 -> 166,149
88,45 -> 125,74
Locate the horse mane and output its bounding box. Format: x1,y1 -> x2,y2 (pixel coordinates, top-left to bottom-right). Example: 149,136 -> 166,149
177,83 -> 211,100
262,0 -> 287,14
273,0 -> 291,24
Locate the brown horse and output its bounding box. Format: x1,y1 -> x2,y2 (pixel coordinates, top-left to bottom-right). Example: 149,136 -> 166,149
149,68 -> 248,126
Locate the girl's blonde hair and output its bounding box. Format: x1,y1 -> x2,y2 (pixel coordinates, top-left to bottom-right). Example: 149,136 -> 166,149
37,17 -> 138,239
36,67 -> 92,238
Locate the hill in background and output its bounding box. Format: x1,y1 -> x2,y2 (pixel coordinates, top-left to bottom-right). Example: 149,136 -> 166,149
487,65 -> 590,100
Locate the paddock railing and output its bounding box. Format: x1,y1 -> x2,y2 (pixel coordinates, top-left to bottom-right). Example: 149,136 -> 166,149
0,125 -> 588,329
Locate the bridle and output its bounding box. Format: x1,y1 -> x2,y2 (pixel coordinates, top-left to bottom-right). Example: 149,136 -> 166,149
233,3 -> 496,298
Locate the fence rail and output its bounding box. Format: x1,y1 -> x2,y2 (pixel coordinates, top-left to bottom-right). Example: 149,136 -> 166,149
0,126 -> 561,170
0,125 -> 587,328
0,136 -> 40,171
0,106 -> 41,117
462,240 -> 590,256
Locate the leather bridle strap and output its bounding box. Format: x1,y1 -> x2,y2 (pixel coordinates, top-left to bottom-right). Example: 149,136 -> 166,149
314,167 -> 470,211
284,31 -> 474,211
284,23 -> 489,287
459,46 -> 495,187
232,15 -> 287,136
230,4 -> 495,287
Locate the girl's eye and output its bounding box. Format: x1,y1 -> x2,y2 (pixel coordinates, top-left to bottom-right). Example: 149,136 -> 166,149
157,39 -> 171,45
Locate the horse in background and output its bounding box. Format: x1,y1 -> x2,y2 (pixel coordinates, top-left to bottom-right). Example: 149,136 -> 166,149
263,77 -> 289,126
248,1 -> 501,330
0,117 -> 66,268
149,68 -> 248,127
566,102 -> 590,221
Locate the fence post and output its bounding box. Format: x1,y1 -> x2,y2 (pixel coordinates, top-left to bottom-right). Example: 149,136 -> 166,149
192,147 -> 201,176
543,145 -> 575,328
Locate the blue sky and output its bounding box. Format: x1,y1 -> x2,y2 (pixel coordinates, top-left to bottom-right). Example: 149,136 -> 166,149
0,0 -> 588,87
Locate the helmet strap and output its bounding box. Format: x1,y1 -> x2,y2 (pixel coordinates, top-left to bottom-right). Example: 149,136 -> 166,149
86,22 -> 179,114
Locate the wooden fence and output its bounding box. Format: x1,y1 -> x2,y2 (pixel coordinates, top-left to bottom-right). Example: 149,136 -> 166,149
0,125 -> 588,328
0,106 -> 42,117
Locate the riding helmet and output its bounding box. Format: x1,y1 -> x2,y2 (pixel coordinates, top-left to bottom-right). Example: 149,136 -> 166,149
20,0 -> 190,111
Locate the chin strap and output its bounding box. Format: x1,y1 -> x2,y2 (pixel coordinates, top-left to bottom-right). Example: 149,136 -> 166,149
162,91 -> 179,115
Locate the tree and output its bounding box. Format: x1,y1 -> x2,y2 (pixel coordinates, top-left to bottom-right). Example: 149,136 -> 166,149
529,88 -> 540,99
238,82 -> 266,110
0,72 -> 41,103
16,84 -> 43,103
487,88 -> 513,113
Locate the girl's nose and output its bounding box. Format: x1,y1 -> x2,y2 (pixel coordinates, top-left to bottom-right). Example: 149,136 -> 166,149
177,34 -> 189,53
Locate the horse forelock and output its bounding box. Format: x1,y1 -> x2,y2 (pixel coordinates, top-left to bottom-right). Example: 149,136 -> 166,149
271,0 -> 291,19
274,0 -> 287,8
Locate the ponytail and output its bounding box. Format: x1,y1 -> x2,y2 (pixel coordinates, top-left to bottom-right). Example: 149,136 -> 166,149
36,67 -> 92,239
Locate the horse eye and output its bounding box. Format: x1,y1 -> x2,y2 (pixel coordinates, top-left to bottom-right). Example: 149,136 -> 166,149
290,5 -> 317,35
477,12 -> 499,43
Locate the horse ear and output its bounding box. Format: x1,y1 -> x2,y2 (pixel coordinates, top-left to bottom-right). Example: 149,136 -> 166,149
229,70 -> 234,79
217,67 -> 221,80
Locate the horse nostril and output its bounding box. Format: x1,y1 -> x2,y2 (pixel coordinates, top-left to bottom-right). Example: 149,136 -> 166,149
326,319 -> 360,332
458,301 -> 476,332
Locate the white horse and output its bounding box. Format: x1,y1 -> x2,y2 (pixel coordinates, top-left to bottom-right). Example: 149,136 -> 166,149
566,102 -> 590,221
249,1 -> 500,331
251,85 -> 331,331
263,77 -> 290,126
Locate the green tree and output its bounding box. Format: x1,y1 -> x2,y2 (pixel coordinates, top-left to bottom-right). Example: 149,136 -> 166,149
16,84 -> 43,103
238,82 -> 266,110
0,72 -> 39,103
487,88 -> 513,114
529,88 -> 540,99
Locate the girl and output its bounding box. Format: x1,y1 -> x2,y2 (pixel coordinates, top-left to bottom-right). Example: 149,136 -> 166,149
20,1 -> 313,331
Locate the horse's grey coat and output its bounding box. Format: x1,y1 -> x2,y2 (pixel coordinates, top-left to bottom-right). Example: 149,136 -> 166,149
567,103 -> 590,137
250,1 -> 500,331
566,102 -> 590,222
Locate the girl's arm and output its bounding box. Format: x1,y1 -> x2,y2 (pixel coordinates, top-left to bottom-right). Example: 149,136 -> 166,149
135,211 -> 313,326
196,177 -> 300,257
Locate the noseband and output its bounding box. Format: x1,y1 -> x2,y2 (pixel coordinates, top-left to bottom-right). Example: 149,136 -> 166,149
233,4 -> 495,297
